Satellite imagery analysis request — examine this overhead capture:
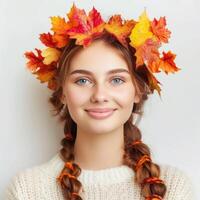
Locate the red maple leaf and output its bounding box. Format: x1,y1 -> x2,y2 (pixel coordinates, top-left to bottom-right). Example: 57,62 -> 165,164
150,17 -> 171,43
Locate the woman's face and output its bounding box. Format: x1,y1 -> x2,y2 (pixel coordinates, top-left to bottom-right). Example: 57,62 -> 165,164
61,39 -> 139,135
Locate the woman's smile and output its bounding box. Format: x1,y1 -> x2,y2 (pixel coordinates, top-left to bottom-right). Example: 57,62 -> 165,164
85,108 -> 117,120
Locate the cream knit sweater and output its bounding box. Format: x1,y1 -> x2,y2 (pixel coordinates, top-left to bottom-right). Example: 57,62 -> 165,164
4,152 -> 195,200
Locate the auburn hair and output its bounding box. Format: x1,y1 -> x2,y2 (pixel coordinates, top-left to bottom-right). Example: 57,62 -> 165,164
48,32 -> 167,199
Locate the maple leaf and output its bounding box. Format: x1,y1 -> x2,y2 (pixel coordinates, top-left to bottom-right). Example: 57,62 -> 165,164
147,71 -> 162,96
24,48 -> 58,88
67,2 -> 86,27
52,33 -> 69,48
39,32 -> 57,48
24,48 -> 46,72
135,64 -> 162,96
150,17 -> 171,43
35,68 -> 56,83
41,47 -> 61,65
135,38 -> 161,71
129,10 -> 153,48
66,3 -> 105,47
50,16 -> 71,35
40,32 -> 70,49
158,51 -> 181,74
47,78 -> 58,90
148,60 -> 161,73
104,15 -> 136,48
49,16 -> 72,48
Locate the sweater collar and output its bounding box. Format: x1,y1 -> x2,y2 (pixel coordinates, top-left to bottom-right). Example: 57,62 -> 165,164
47,152 -> 135,186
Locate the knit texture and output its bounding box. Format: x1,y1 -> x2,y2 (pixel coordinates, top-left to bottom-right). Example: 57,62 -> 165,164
4,152 -> 195,200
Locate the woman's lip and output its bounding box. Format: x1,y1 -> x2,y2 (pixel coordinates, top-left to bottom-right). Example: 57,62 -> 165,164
85,108 -> 116,112
85,109 -> 116,119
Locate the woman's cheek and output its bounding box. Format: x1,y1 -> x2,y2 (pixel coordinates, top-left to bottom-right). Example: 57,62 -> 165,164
66,86 -> 89,106
113,85 -> 135,106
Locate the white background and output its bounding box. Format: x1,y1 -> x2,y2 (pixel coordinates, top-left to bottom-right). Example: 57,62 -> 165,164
0,0 -> 199,199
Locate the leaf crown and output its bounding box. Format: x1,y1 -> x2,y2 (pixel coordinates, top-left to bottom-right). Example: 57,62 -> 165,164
24,3 -> 180,96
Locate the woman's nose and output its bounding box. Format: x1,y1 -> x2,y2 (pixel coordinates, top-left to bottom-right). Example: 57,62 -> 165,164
90,84 -> 109,103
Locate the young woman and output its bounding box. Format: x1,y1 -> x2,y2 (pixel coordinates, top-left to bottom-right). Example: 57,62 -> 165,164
5,3 -> 195,200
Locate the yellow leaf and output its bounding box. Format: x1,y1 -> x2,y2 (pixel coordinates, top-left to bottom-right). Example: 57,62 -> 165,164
129,10 -> 153,47
104,15 -> 136,48
50,16 -> 71,35
41,48 -> 61,65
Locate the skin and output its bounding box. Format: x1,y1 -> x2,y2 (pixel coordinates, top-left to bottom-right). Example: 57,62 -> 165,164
60,39 -> 140,170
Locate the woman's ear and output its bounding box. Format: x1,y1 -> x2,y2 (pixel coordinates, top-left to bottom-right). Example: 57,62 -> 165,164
60,94 -> 66,104
134,94 -> 140,104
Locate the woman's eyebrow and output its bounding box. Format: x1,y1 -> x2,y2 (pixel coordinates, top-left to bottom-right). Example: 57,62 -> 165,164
69,68 -> 130,76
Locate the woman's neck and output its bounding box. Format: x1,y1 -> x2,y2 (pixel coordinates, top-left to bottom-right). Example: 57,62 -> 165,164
74,125 -> 125,170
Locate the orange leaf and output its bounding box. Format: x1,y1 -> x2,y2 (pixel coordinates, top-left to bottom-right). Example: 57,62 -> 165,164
158,51 -> 181,74
67,3 -> 86,27
49,16 -> 71,48
24,48 -> 58,89
135,38 -> 161,71
147,67 -> 162,96
48,78 -> 58,90
24,48 -> 45,72
39,32 -> 57,48
148,60 -> 161,73
66,3 -> 105,47
150,17 -> 171,43
35,68 -> 56,83
52,33 -> 69,48
50,16 -> 71,35
135,64 -> 162,96
104,15 -> 136,48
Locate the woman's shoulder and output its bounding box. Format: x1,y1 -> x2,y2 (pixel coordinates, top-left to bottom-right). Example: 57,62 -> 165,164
159,163 -> 191,180
158,163 -> 196,199
4,153 -> 63,199
8,152 -> 63,180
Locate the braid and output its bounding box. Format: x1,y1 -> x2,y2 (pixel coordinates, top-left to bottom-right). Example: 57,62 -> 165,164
49,84 -> 84,200
123,114 -> 167,199
57,107 -> 84,199
56,156 -> 83,199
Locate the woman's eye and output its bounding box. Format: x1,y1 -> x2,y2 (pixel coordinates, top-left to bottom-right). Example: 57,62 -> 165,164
74,77 -> 125,86
75,78 -> 90,85
111,77 -> 125,85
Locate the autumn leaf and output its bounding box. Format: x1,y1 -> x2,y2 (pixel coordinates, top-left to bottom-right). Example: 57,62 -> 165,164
40,32 -> 70,49
41,47 -> 61,65
66,3 -> 105,47
47,78 -> 58,90
158,51 -> 181,74
135,64 -> 162,96
67,2 -> 86,27
147,70 -> 162,96
35,68 -> 56,83
50,16 -> 71,35
52,33 -> 70,48
148,60 -> 161,73
150,17 -> 171,43
48,16 -> 72,48
104,15 -> 136,48
24,48 -> 45,72
24,48 -> 58,89
39,32 -> 57,48
135,38 -> 161,71
129,10 -> 153,47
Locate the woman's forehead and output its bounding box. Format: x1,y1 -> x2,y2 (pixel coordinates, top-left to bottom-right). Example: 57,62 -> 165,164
69,40 -> 129,74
